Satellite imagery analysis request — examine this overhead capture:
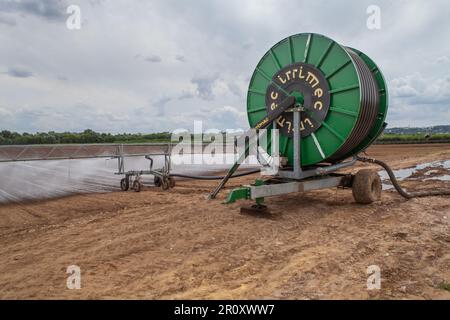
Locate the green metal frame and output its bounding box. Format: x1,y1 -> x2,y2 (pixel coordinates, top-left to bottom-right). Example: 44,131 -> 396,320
224,179 -> 266,204
225,186 -> 251,204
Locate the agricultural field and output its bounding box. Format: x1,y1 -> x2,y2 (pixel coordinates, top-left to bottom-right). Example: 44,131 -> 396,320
0,144 -> 449,299
377,133 -> 450,144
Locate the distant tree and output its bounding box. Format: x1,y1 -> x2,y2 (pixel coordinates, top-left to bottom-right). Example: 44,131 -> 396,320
0,130 -> 13,139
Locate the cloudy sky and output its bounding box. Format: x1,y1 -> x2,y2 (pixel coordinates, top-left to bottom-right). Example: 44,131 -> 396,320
0,0 -> 449,133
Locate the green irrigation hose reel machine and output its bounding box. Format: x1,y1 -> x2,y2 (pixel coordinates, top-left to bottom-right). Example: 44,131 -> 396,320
209,33 -> 389,209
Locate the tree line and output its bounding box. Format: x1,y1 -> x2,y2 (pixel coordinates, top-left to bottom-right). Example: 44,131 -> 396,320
1,129 -> 449,145
0,129 -> 172,145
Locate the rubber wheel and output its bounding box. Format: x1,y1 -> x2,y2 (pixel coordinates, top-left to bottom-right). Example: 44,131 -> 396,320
133,180 -> 142,192
168,177 -> 176,188
154,176 -> 162,187
161,178 -> 169,191
120,178 -> 129,191
352,169 -> 382,204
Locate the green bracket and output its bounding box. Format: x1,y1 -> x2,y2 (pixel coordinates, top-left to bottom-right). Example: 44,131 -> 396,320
224,179 -> 267,204
224,186 -> 251,204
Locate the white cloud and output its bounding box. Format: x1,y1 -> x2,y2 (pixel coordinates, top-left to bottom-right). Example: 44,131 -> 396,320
387,72 -> 450,126
0,106 -> 13,118
390,73 -> 450,104
5,66 -> 33,78
434,56 -> 450,65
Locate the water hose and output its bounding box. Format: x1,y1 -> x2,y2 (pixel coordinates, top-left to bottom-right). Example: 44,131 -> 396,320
170,169 -> 260,181
357,156 -> 450,199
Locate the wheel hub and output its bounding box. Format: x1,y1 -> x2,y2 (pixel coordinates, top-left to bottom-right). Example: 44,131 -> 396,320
265,62 -> 330,138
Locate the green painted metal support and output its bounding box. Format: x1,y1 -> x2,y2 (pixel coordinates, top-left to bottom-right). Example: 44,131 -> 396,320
224,186 -> 251,204
224,179 -> 267,205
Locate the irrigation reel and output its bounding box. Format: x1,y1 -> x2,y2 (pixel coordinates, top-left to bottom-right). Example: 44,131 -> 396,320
206,33 -> 450,211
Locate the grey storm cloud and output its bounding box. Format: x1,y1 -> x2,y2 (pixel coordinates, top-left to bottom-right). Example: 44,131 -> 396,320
175,55 -> 186,62
134,54 -> 162,63
6,66 -> 33,78
227,82 -> 242,98
191,74 -> 219,101
0,13 -> 16,26
0,0 -> 67,21
145,55 -> 162,63
178,92 -> 194,100
152,97 -> 172,117
1,103 -> 131,133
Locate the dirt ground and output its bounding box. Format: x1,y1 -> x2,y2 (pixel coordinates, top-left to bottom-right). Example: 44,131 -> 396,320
0,144 -> 449,299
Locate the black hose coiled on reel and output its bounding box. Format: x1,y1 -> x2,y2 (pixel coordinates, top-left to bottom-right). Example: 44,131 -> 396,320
328,49 -> 380,162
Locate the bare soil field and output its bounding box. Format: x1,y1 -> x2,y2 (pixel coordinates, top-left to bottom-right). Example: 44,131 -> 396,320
0,144 -> 449,299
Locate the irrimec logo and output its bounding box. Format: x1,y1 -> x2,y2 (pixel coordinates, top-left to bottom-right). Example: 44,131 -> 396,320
266,63 -> 330,138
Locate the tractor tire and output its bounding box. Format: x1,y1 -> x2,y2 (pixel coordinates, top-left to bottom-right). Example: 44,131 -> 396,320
352,169 -> 382,204
154,176 -> 162,187
168,177 -> 176,188
133,180 -> 142,192
120,178 -> 129,191
161,178 -> 170,191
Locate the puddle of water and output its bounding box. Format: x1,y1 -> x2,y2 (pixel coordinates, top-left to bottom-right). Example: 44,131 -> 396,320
424,175 -> 450,181
378,167 -> 415,181
381,182 -> 394,191
379,159 -> 450,190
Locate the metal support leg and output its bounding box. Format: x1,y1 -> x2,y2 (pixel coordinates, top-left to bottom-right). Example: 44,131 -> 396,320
278,108 -> 303,179
293,110 -> 302,177
116,144 -> 125,174
117,156 -> 124,174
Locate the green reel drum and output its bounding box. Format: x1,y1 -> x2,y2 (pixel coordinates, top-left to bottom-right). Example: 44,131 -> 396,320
247,33 -> 388,166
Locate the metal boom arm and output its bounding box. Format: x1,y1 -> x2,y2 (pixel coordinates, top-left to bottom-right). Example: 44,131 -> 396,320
208,95 -> 296,199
